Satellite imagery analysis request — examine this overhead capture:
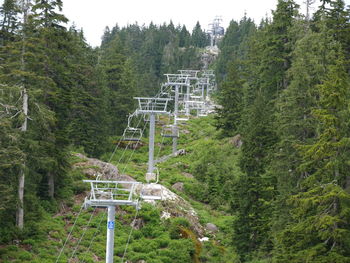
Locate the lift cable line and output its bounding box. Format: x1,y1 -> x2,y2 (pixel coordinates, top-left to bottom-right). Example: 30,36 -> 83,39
79,210 -> 107,263
57,83 -> 175,263
73,69 -> 217,263
55,202 -> 85,263
69,207 -> 97,261
120,186 -> 143,263
63,104 -> 148,260
119,115 -> 149,175
55,107 -> 144,263
79,84 -> 174,263
116,113 -> 145,168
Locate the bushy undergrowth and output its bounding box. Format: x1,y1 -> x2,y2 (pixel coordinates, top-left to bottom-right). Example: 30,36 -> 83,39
1,115 -> 242,262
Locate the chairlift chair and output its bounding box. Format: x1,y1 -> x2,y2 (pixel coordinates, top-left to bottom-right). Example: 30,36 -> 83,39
122,127 -> 143,142
140,183 -> 163,201
140,168 -> 163,201
175,116 -> 189,122
161,125 -> 179,138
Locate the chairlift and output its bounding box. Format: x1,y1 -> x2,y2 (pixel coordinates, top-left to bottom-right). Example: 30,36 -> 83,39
140,168 -> 163,201
176,116 -> 189,122
122,127 -> 143,142
161,125 -> 179,138
140,183 -> 163,201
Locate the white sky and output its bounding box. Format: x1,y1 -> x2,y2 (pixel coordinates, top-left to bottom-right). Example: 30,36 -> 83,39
61,0 -> 350,47
62,0 -> 286,46
1,0 -> 349,47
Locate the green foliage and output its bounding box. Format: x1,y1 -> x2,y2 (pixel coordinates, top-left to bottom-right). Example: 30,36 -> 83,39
215,1 -> 350,262
101,21 -> 204,96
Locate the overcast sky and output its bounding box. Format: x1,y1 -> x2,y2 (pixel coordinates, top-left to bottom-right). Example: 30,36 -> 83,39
62,0 -> 280,47
61,0 -> 350,47
1,0 -> 349,47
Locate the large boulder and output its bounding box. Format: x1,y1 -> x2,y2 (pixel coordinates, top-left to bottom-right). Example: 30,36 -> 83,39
172,182 -> 184,192
73,153 -> 121,180
205,223 -> 218,233
229,134 -> 243,148
130,218 -> 145,230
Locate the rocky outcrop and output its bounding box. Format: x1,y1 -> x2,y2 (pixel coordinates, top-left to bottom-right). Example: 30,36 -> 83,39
130,218 -> 145,230
172,182 -> 184,192
229,134 -> 243,148
205,223 -> 218,233
73,153 -> 204,236
73,153 -> 136,182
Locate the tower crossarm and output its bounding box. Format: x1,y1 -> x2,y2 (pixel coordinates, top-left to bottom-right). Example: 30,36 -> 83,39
134,97 -> 171,114
83,180 -> 141,208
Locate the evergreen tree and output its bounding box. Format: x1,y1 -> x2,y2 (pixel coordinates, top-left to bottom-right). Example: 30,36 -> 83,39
275,50 -> 350,263
216,17 -> 256,83
179,25 -> 190,47
215,61 -> 244,136
270,23 -> 336,248
228,1 -> 299,260
0,0 -> 19,45
191,21 -> 208,48
233,92 -> 277,261
101,36 -> 137,135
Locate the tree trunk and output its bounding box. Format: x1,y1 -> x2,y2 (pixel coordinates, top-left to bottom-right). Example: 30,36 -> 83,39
16,167 -> 25,229
16,0 -> 29,230
345,176 -> 350,193
48,172 -> 54,198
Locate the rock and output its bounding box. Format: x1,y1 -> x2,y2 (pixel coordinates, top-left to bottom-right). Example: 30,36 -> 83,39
198,237 -> 210,242
182,172 -> 194,179
177,149 -> 186,155
73,153 -> 119,180
130,218 -> 144,230
229,134 -> 243,148
116,174 -> 136,182
182,129 -> 191,134
137,260 -> 146,263
74,153 -> 87,160
172,182 -> 184,192
206,223 -> 218,233
82,168 -> 96,177
160,211 -> 171,220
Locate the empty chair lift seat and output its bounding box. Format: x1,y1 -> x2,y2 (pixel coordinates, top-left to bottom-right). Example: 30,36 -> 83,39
140,183 -> 163,201
122,127 -> 142,142
161,125 -> 179,138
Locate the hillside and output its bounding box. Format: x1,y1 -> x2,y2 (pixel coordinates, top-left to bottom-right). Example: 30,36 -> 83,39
2,1 -> 350,262
0,115 -> 240,263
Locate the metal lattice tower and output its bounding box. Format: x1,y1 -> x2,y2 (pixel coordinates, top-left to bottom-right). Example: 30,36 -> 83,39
134,97 -> 171,182
208,16 -> 224,47
83,180 -> 141,263
163,74 -> 192,155
196,77 -> 210,100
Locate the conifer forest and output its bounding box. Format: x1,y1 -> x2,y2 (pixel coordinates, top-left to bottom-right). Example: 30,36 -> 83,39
1,0 -> 350,262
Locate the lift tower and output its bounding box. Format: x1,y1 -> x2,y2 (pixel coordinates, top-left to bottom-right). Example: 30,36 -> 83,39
208,16 -> 224,47
134,97 -> 171,182
83,180 -> 140,263
178,70 -> 199,116
164,74 -> 190,154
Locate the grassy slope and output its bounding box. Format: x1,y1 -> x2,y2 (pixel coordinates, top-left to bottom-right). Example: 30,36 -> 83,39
0,115 -> 241,263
